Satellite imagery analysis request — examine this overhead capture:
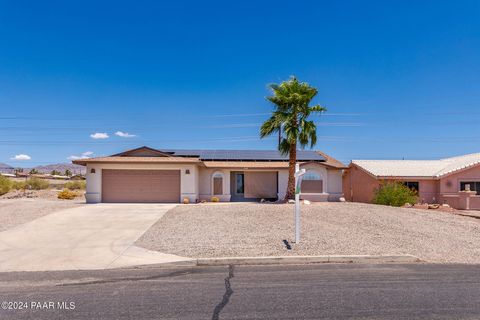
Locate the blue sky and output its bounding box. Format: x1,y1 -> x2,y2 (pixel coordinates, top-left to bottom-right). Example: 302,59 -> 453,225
1,0 -> 480,166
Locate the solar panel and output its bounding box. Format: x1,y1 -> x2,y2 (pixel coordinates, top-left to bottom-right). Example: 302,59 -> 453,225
161,149 -> 325,161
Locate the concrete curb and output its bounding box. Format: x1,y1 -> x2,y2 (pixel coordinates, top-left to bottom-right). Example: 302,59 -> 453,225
195,254 -> 422,266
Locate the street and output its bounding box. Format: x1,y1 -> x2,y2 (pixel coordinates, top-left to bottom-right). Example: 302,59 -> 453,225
0,263 -> 480,319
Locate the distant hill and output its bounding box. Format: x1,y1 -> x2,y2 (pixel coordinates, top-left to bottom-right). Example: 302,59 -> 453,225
28,163 -> 86,175
0,162 -> 14,174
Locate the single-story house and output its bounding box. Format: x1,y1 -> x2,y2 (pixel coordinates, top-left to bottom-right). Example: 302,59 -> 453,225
343,153 -> 480,210
73,146 -> 345,203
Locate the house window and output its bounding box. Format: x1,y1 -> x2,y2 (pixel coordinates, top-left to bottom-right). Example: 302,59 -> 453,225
460,182 -> 480,194
303,171 -> 321,181
301,170 -> 323,193
402,181 -> 419,192
212,172 -> 223,195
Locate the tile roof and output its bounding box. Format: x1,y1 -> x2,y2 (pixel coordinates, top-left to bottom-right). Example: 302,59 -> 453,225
352,153 -> 480,178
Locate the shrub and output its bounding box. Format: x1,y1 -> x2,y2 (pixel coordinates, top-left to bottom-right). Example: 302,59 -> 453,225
64,180 -> 86,190
211,196 -> 219,202
57,189 -> 77,200
0,176 -> 12,195
11,180 -> 27,190
373,182 -> 418,207
25,177 -> 49,190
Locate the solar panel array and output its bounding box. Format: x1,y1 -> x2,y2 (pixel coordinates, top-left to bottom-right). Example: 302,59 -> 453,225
162,149 -> 326,161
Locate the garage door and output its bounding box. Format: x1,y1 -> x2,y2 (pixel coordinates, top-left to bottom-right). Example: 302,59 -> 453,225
102,169 -> 180,203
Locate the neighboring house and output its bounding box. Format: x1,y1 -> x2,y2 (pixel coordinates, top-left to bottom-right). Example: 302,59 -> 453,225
343,153 -> 480,210
72,146 -> 345,203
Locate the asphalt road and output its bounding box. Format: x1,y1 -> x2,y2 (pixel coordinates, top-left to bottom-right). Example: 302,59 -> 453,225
0,263 -> 480,319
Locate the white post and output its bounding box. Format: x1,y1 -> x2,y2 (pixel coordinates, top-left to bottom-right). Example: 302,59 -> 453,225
294,163 -> 306,244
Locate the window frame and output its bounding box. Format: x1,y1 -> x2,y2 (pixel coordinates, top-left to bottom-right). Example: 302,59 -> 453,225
460,181 -> 480,195
402,181 -> 419,192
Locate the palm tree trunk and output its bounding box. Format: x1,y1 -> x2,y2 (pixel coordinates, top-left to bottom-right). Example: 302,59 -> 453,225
284,143 -> 297,201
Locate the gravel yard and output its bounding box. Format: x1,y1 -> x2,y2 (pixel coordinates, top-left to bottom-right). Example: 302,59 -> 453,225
136,202 -> 480,263
0,198 -> 84,232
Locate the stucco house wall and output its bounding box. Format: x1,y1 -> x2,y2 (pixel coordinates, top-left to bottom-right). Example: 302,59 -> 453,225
343,164 -> 380,203
198,167 -> 231,201
439,165 -> 480,209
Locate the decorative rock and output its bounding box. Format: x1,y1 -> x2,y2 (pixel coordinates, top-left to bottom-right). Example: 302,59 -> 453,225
303,200 -> 311,205
339,197 -> 346,202
288,199 -> 295,204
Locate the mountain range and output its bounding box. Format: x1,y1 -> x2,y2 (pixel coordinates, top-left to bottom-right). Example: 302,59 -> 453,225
0,162 -> 86,175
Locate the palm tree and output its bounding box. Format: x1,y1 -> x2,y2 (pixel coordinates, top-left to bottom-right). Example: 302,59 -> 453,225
260,76 -> 326,201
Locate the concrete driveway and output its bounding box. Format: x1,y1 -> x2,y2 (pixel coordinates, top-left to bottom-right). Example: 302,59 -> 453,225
0,204 -> 192,272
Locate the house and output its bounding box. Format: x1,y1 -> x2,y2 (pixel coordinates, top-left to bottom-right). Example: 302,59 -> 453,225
343,153 -> 480,210
72,146 -> 345,203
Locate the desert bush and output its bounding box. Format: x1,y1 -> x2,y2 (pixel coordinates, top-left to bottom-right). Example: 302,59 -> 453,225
25,177 -> 50,190
0,176 -> 12,195
373,182 -> 418,207
64,180 -> 86,190
57,189 -> 77,200
211,196 -> 219,202
11,180 -> 27,190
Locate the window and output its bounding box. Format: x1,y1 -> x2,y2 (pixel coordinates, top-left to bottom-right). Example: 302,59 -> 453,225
303,171 -> 321,181
212,172 -> 223,195
402,181 -> 419,192
460,182 -> 480,194
301,170 -> 323,193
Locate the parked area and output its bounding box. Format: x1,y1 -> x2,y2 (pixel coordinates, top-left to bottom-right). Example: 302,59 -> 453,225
0,198 -> 83,232
137,202 -> 480,263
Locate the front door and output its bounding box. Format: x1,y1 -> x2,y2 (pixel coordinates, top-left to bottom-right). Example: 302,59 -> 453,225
235,173 -> 244,195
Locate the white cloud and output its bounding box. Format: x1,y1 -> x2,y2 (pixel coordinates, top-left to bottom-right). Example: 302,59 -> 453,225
115,131 -> 136,138
68,151 -> 94,160
90,132 -> 109,139
11,154 -> 31,161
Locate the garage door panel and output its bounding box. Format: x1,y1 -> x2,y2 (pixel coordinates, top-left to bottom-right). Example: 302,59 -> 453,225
102,169 -> 180,203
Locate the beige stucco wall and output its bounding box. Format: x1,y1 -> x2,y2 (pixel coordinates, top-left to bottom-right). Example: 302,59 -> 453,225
277,169 -> 289,199
85,163 -> 199,203
198,167 -> 231,201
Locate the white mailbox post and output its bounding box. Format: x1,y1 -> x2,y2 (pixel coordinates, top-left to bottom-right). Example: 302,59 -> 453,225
294,163 -> 306,243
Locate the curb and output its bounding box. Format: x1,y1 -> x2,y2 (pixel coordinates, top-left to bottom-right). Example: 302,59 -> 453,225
195,254 -> 422,266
